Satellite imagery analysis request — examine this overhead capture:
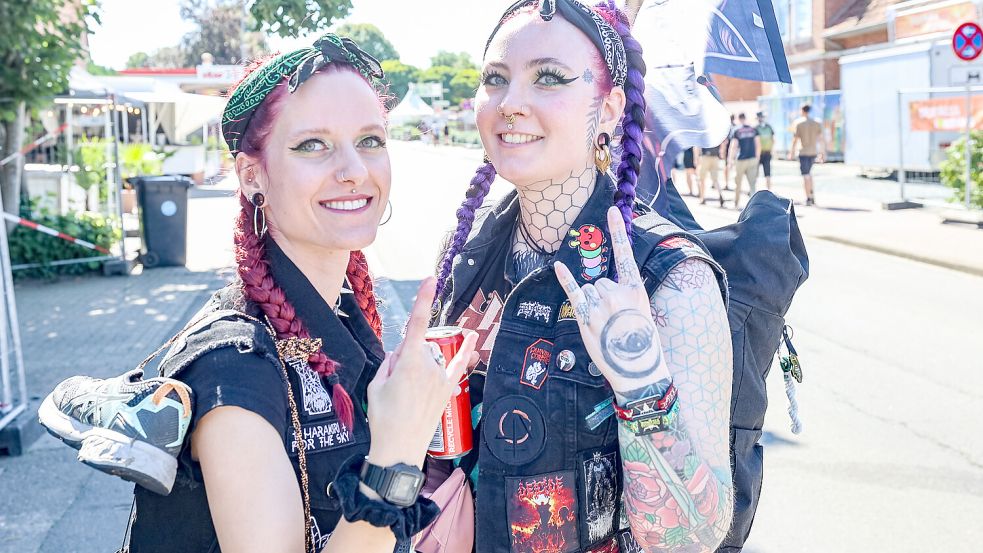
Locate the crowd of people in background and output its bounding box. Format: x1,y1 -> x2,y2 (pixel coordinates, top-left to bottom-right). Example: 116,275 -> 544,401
675,103 -> 825,209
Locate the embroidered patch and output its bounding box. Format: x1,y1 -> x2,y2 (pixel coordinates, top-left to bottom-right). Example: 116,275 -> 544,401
456,289 -> 506,371
567,224 -> 609,281
288,420 -> 354,456
520,339 -> 553,390
284,356 -> 333,416
506,470 -> 580,553
583,451 -> 618,544
483,395 -> 546,466
558,300 -> 577,321
584,398 -> 615,431
515,300 -> 553,324
310,516 -> 331,552
617,529 -> 643,553
587,538 -> 619,553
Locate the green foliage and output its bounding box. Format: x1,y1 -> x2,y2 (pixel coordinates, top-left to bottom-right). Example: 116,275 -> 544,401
449,68 -> 481,105
75,136 -> 110,191
380,60 -> 420,104
181,0 -> 267,65
389,125 -> 423,141
419,65 -> 456,102
86,62 -> 117,76
250,0 -> 352,38
8,202 -> 120,279
430,51 -> 478,71
126,52 -> 152,69
335,23 -> 399,61
939,131 -> 983,210
120,144 -> 164,180
0,0 -> 99,121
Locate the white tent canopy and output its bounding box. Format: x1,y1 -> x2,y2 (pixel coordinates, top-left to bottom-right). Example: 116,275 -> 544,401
96,76 -> 225,144
389,84 -> 435,126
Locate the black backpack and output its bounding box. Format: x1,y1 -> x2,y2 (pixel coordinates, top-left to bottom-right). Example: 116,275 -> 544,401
639,181 -> 809,552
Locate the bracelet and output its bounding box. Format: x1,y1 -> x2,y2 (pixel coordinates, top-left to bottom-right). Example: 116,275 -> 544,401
619,402 -> 680,436
329,455 -> 439,541
614,383 -> 677,421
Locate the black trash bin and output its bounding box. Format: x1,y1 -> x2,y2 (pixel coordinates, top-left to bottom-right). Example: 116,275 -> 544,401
131,175 -> 193,268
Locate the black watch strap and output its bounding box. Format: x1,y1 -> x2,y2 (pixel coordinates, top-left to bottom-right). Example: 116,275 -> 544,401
359,458 -> 424,507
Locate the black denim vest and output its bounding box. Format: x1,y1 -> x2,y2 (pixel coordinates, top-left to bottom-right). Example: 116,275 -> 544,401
125,240 -> 384,552
437,175 -> 726,553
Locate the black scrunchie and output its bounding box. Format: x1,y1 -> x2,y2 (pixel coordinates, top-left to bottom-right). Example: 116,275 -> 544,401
329,455 -> 439,541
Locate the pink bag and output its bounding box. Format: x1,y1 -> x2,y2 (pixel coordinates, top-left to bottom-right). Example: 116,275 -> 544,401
414,460 -> 474,553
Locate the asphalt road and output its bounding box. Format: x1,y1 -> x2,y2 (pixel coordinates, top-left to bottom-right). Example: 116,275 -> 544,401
2,140 -> 979,552
372,142 -> 983,552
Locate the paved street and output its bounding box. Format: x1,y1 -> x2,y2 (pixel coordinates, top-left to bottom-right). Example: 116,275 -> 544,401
1,140 -> 981,552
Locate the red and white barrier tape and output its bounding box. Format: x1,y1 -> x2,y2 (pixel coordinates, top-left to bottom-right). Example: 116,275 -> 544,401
1,212 -> 111,254
0,122 -> 70,167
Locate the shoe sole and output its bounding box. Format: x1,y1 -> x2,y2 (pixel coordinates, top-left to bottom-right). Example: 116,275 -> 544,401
38,394 -> 177,496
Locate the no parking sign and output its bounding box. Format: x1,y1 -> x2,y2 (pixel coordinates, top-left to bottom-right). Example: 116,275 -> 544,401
953,22 -> 983,61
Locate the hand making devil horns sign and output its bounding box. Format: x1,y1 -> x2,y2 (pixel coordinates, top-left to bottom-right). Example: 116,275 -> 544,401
554,206 -> 672,393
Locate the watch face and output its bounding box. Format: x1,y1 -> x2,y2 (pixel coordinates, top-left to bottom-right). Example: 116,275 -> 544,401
388,472 -> 423,506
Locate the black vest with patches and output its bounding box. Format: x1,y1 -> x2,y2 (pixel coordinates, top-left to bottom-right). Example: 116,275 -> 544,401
436,175 -> 727,553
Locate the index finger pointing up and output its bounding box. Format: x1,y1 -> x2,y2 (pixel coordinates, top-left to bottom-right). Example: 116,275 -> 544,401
606,206 -> 642,287
404,276 -> 437,343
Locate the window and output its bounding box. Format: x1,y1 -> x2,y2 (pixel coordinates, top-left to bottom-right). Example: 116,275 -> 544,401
774,0 -> 813,41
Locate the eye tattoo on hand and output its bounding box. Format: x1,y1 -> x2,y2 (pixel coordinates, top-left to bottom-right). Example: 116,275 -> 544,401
600,309 -> 663,379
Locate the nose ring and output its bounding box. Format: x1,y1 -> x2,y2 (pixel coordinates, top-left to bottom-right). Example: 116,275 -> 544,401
505,113 -> 516,131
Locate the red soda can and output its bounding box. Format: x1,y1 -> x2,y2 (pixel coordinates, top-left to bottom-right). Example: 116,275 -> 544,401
425,326 -> 473,459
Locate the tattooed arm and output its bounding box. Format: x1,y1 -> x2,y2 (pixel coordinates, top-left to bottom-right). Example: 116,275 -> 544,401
554,207 -> 733,552
617,258 -> 733,552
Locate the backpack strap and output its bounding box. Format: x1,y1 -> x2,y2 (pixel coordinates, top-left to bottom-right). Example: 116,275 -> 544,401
631,211 -> 729,304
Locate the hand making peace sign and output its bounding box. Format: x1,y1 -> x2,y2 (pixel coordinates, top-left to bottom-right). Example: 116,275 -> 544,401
554,206 -> 671,392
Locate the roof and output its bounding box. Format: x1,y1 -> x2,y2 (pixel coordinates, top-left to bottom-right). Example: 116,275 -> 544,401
825,0 -> 897,38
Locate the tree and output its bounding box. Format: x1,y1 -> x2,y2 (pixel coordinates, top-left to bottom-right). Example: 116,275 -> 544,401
380,60 -> 420,106
0,0 -> 98,218
430,51 -> 478,71
125,52 -> 152,69
250,0 -> 353,38
180,0 -> 266,65
419,65 -> 457,102
449,68 -> 481,106
335,23 -> 399,62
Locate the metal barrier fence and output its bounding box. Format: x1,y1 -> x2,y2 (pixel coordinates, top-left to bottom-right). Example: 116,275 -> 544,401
897,86 -> 982,204
758,91 -> 845,161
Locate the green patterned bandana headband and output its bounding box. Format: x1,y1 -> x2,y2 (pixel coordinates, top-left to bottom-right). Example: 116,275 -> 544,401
222,33 -> 385,156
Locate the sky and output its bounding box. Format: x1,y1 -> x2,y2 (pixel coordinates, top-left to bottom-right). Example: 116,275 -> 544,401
87,0 -> 518,70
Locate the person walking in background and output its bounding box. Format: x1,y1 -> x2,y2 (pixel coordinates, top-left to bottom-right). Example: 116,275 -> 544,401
755,111 -> 774,190
789,103 -> 824,206
697,140 -> 725,206
682,146 -> 697,196
727,112 -> 760,210
722,113 -> 736,190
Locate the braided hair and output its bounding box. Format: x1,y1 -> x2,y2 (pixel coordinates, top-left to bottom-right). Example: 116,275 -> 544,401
231,59 -> 384,429
434,0 -> 647,297
595,0 -> 647,245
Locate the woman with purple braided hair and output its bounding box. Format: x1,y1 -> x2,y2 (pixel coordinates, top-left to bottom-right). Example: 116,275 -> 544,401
429,1 -> 735,551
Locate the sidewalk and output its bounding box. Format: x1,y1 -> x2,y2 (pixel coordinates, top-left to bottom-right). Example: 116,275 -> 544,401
678,159 -> 983,276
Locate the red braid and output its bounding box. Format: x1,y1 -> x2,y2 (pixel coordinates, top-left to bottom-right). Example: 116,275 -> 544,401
234,192 -> 354,429
346,250 -> 382,339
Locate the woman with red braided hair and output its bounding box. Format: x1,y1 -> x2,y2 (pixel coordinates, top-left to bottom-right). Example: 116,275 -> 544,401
428,1 -> 735,551
41,34 -> 476,553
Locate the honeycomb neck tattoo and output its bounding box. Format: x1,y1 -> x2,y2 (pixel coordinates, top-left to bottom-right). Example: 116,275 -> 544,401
511,166 -> 596,280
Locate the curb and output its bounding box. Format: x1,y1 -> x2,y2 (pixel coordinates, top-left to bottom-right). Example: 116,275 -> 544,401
812,235 -> 983,278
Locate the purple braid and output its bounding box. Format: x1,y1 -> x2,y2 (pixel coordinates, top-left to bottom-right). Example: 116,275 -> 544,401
434,162 -> 498,303
595,1 -> 647,246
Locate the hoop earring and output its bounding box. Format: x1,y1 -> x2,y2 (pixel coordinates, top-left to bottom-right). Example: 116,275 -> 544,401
379,200 -> 393,226
250,192 -> 268,239
594,132 -> 612,174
